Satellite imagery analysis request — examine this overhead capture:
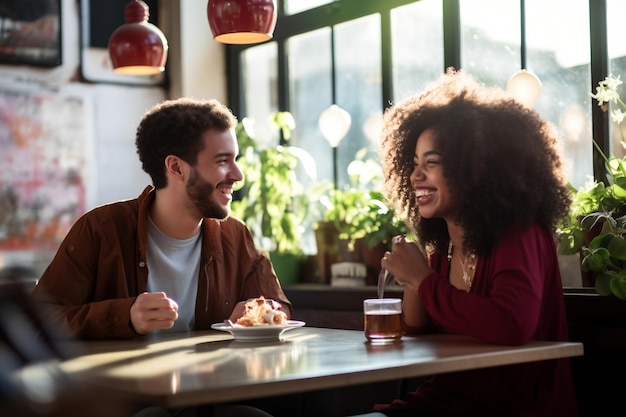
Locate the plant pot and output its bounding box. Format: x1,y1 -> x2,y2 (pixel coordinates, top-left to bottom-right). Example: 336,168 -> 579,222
314,221 -> 339,284
269,252 -> 302,285
579,220 -> 603,287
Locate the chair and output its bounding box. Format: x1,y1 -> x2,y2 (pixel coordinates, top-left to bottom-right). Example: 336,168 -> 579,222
0,271 -> 138,417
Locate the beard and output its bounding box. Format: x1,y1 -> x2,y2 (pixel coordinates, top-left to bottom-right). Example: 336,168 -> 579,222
185,168 -> 229,219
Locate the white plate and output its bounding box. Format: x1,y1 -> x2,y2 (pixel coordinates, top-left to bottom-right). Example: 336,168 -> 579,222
211,320 -> 306,342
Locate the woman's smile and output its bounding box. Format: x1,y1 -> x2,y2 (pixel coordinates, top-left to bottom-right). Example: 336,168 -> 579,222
415,187 -> 436,206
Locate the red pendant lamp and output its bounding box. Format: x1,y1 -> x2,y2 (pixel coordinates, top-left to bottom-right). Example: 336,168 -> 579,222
207,0 -> 277,44
108,0 -> 168,75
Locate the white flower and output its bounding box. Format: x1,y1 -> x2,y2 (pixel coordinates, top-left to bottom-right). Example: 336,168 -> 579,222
611,108 -> 626,124
591,74 -> 623,106
592,74 -> 626,126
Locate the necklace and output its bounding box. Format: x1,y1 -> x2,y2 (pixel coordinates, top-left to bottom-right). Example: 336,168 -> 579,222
447,241 -> 476,288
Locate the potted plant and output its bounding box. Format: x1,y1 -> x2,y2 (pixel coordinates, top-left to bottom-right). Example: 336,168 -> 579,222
552,74 -> 626,417
231,112 -> 319,284
314,149 -> 408,285
558,75 -> 626,300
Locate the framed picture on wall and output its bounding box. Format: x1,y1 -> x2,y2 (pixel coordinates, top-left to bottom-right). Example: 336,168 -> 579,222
0,0 -> 62,67
0,84 -> 94,252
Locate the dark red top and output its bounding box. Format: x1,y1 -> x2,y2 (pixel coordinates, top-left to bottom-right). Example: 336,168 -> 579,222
375,223 -> 578,416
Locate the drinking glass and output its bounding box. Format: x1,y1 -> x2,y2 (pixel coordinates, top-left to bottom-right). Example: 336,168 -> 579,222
363,298 -> 403,344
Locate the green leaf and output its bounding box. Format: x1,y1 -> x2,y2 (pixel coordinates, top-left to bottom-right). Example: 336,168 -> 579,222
556,227 -> 584,255
581,247 -> 610,272
610,274 -> 626,300
608,235 -> 626,261
595,272 -> 614,296
588,233 -> 615,250
612,176 -> 626,197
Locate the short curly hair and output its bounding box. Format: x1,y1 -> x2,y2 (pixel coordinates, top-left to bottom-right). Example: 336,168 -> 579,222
135,97 -> 237,189
379,69 -> 571,256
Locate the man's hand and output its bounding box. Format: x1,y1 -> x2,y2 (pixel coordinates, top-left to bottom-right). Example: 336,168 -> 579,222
130,292 -> 178,335
228,300 -> 248,323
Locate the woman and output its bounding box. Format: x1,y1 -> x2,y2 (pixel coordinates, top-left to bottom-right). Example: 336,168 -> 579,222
359,69 -> 578,416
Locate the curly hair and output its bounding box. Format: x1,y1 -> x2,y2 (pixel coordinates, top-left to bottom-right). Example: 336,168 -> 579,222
135,97 -> 237,189
379,69 -> 571,256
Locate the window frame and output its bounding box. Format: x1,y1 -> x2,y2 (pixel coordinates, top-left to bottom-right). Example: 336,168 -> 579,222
226,0 -> 612,185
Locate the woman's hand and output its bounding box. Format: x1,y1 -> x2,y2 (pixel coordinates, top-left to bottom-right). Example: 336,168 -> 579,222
382,235 -> 432,292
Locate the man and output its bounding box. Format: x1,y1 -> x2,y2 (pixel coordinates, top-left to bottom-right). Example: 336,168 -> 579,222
32,97 -> 292,340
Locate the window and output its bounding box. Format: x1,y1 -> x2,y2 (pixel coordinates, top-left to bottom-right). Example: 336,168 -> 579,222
284,0 -> 335,15
226,0 -> 618,284
607,0 -> 626,158
391,1 -> 444,100
287,15 -> 382,187
228,0 -> 615,188
241,42 -> 278,149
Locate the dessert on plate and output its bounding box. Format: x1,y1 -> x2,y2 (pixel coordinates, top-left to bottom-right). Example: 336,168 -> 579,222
235,296 -> 288,326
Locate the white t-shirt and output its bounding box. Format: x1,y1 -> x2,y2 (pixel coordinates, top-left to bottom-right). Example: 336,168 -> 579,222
146,216 -> 201,332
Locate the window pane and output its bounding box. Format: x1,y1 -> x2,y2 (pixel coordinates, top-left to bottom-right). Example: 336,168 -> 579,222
460,0 -> 519,87
334,14 -> 382,188
284,0 -> 335,15
288,15 -> 382,190
391,0 -> 444,100
460,0 -> 592,189
241,42 -> 279,149
526,0 -> 591,189
608,0 -> 626,159
288,27 -> 333,186
287,28 -> 333,254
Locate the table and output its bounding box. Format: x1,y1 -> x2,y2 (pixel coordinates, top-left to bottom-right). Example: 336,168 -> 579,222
58,327 -> 583,408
